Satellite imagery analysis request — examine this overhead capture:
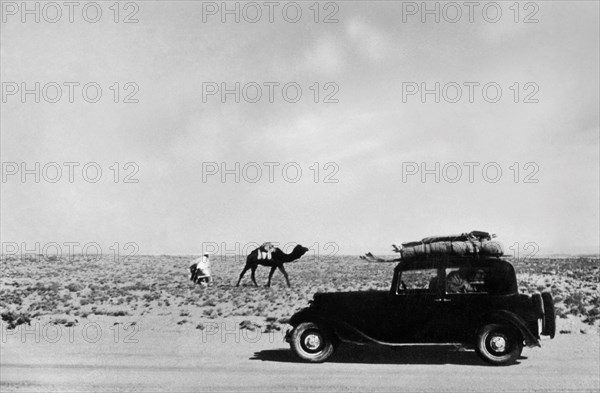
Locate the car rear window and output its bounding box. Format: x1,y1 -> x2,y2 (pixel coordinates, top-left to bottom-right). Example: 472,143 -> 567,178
446,267 -> 488,294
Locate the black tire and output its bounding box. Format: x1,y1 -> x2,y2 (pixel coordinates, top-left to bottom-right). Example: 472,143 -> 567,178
290,322 -> 336,363
475,323 -> 523,366
532,293 -> 544,318
541,292 -> 556,338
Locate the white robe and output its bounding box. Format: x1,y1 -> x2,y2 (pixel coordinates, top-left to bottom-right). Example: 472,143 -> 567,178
194,255 -> 211,278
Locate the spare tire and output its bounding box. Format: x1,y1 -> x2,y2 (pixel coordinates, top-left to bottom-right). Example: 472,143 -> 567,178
532,293 -> 544,318
541,292 -> 556,338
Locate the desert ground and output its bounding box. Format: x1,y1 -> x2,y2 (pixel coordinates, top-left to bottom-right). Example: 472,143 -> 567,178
1,254 -> 599,392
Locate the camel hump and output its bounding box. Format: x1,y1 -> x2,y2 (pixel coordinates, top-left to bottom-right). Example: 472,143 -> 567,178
260,242 -> 276,251
258,242 -> 276,260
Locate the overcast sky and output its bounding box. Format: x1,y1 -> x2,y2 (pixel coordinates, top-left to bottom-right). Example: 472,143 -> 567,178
1,1 -> 598,256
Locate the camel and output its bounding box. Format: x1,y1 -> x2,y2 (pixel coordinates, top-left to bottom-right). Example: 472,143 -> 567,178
236,244 -> 309,287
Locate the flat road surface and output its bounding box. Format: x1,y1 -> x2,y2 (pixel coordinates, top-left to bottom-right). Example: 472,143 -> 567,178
1,320 -> 598,392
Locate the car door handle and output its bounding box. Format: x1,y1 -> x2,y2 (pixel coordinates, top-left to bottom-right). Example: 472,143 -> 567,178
434,298 -> 451,302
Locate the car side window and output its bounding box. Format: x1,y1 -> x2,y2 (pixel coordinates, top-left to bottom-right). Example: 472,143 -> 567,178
446,267 -> 488,294
398,269 -> 438,293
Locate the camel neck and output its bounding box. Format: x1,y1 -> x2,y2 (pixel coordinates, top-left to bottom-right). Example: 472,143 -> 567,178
276,249 -> 301,262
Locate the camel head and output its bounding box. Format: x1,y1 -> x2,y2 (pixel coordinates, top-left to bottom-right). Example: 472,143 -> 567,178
290,244 -> 310,259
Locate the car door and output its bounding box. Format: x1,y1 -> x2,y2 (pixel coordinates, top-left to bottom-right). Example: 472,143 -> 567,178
432,266 -> 492,342
387,267 -> 446,343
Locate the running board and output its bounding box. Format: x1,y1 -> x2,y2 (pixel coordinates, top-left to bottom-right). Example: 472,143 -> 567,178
334,320 -> 465,348
339,337 -> 465,348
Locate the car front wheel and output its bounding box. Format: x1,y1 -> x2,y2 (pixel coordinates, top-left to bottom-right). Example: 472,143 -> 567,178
290,322 -> 336,362
475,323 -> 523,366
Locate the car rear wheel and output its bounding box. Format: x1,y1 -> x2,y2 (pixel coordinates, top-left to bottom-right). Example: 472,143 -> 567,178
290,322 -> 336,363
476,323 -> 523,366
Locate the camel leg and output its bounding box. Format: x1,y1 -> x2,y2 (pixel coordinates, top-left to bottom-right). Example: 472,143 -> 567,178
236,265 -> 250,286
266,266 -> 277,287
251,266 -> 258,286
278,265 -> 291,287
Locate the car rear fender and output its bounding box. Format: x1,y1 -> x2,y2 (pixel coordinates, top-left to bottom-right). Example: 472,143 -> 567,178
481,310 -> 540,348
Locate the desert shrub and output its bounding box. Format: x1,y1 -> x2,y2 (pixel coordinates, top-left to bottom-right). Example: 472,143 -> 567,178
65,283 -> 83,292
239,320 -> 261,331
202,308 -> 218,318
32,281 -> 61,293
564,292 -> 586,308
93,309 -> 129,316
202,299 -> 217,307
142,293 -> 160,302
51,318 -> 69,325
122,282 -> 153,291
1,311 -> 32,329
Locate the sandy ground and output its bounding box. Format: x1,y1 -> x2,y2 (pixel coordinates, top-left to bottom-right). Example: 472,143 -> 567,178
1,316 -> 598,393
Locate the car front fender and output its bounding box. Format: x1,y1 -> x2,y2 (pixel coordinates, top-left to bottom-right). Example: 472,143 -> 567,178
288,308 -> 371,344
288,308 -> 320,326
288,308 -> 343,331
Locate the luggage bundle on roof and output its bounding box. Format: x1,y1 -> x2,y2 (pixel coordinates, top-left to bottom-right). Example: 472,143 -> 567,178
394,231 -> 504,260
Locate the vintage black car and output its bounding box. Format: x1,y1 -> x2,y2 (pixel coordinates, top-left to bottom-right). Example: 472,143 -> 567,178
285,256 -> 555,365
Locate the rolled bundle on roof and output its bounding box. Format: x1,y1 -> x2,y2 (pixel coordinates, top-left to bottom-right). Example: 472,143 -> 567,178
480,240 -> 504,256
397,231 -> 503,260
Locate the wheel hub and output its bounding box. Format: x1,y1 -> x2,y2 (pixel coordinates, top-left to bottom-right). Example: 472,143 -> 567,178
490,335 -> 507,352
304,333 -> 322,350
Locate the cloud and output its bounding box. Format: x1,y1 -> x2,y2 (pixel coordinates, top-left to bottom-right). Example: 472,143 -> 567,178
303,35 -> 345,74
303,17 -> 393,74
345,18 -> 391,63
